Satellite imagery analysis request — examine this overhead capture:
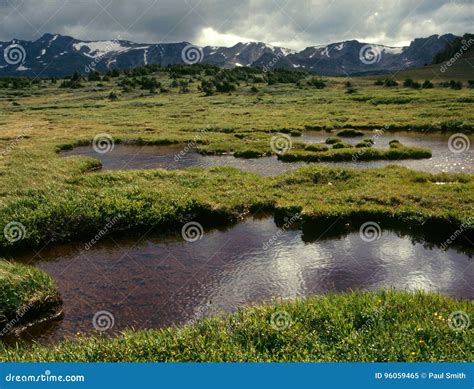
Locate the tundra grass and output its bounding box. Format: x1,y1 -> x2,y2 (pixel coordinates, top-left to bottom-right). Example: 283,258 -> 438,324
278,144 -> 432,162
337,129 -> 364,137
2,75 -> 473,136
0,260 -> 60,334
0,165 -> 472,250
0,74 -> 472,208
1,290 -> 471,362
0,79 -> 472,249
0,74 -> 473,354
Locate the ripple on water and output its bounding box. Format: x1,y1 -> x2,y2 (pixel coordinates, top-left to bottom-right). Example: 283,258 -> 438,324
6,217 -> 473,344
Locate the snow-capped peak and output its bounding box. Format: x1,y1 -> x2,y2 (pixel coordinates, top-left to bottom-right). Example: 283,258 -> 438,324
73,41 -> 132,58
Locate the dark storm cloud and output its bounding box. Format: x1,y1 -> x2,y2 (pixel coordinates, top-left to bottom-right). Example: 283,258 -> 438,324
0,0 -> 472,49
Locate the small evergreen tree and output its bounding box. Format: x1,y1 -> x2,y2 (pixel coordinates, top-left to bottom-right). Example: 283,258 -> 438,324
88,71 -> 101,82
422,80 -> 434,89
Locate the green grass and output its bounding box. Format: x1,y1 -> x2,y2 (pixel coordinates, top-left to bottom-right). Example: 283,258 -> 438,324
337,129 -> 364,137
1,290 -> 471,362
0,165 -> 471,250
332,141 -> 353,149
278,144 -> 432,162
392,52 -> 474,83
325,136 -> 341,144
0,260 -> 61,334
304,143 -> 329,152
0,73 -> 472,216
355,139 -> 374,148
0,69 -> 473,361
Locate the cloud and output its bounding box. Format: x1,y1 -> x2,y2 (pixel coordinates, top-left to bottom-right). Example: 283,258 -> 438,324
196,27 -> 256,47
0,0 -> 471,49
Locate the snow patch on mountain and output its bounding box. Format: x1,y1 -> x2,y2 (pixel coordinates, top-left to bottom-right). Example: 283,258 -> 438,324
73,41 -> 131,58
0,33 -> 458,77
36,49 -> 46,59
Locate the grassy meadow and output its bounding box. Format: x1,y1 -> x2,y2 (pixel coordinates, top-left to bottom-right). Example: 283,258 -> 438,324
1,290 -> 472,362
0,65 -> 473,361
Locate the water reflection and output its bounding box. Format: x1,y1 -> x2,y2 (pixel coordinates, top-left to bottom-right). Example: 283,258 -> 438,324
8,216 -> 473,345
62,131 -> 474,175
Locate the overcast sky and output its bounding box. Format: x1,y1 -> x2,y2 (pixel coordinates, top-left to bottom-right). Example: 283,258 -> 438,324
0,0 -> 472,49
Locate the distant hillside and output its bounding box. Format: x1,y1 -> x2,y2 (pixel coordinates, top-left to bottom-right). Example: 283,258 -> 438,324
433,33 -> 474,63
0,33 -> 462,77
390,35 -> 474,82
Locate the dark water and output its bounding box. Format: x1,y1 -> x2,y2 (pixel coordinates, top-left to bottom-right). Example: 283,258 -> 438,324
9,217 -> 473,344
62,131 -> 473,175
63,144 -> 300,176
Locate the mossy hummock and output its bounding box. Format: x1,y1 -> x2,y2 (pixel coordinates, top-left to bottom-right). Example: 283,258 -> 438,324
0,261 -> 61,336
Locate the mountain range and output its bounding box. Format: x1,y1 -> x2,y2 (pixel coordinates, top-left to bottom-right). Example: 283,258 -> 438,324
0,33 -> 459,77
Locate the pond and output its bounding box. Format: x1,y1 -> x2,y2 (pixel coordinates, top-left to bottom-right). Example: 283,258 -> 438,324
300,131 -> 473,174
7,216 -> 472,345
63,143 -> 302,176
62,131 -> 474,175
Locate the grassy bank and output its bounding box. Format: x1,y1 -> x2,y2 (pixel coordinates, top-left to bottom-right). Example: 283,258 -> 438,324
0,165 -> 472,251
0,260 -> 61,335
278,143 -> 432,162
1,290 -> 471,362
0,70 -> 472,253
